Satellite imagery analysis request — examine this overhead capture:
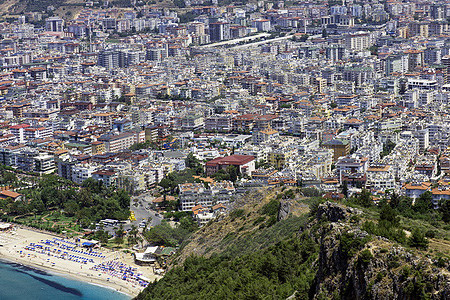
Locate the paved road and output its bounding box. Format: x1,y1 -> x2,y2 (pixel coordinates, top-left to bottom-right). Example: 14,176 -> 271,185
130,197 -> 163,228
231,34 -> 294,49
198,33 -> 271,48
102,195 -> 163,236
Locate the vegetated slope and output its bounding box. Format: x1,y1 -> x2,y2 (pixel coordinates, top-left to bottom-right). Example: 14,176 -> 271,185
137,188 -> 318,299
0,0 -> 127,16
312,202 -> 449,299
0,0 -> 27,15
0,0 -> 76,15
137,189 -> 450,300
171,188 -> 310,266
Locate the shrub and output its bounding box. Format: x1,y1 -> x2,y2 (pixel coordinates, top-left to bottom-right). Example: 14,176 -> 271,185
350,215 -> 361,223
253,216 -> 266,225
265,216 -> 277,227
260,199 -> 280,217
308,197 -> 326,217
403,271 -> 431,300
340,232 -> 368,258
425,229 -> 436,239
387,254 -> 401,269
355,189 -> 373,207
230,209 -> 245,220
283,189 -> 295,199
358,249 -> 374,265
376,271 -> 386,282
434,257 -> 446,268
362,213 -> 407,245
401,266 -> 411,278
301,187 -> 322,197
408,230 -> 429,250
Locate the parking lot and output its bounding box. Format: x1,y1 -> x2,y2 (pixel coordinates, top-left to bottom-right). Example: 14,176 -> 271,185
101,194 -> 163,235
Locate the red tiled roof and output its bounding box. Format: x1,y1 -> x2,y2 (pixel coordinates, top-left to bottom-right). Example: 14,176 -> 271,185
0,190 -> 21,198
10,124 -> 30,129
206,155 -> 255,166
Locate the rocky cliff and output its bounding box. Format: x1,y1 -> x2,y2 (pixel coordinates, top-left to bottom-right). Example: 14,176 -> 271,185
137,191 -> 449,300
310,202 -> 449,300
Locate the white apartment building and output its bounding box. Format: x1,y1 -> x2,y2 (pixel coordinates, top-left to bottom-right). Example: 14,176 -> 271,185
407,78 -> 438,90
205,115 -> 233,132
366,165 -> 397,191
179,181 -> 235,211
71,165 -> 98,185
10,124 -> 30,143
24,126 -> 53,141
98,132 -> 136,152
34,153 -> 56,174
344,32 -> 371,51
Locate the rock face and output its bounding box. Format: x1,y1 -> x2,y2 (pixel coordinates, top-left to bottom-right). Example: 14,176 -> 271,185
311,202 -> 450,300
277,200 -> 290,221
316,201 -> 360,222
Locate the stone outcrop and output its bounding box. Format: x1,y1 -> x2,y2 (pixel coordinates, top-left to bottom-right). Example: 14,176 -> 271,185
277,200 -> 290,221
311,202 -> 449,300
316,201 -> 361,222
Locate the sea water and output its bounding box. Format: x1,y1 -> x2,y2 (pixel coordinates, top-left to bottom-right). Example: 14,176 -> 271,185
0,260 -> 131,300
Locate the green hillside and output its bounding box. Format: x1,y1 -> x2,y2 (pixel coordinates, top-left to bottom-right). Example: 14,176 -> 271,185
136,188 -> 450,300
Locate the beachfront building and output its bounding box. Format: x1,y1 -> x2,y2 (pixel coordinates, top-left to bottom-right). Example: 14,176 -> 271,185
134,246 -> 176,266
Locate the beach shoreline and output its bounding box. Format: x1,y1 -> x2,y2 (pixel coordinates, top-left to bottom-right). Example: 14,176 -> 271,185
0,226 -> 159,298
0,255 -> 135,298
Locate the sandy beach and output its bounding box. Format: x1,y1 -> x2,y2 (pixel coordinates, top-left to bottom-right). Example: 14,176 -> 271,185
0,226 -> 161,298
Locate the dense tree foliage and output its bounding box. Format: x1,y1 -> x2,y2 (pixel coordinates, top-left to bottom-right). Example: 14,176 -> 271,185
2,176 -> 130,224
211,165 -> 240,182
128,225 -> 139,246
143,218 -> 198,247
408,229 -> 429,250
353,188 -> 373,207
158,169 -> 197,194
0,169 -> 17,185
115,224 -> 125,244
340,232 -> 370,258
129,140 -> 159,150
363,203 -> 406,244
301,187 -> 322,198
136,233 -> 318,300
380,140 -> 396,158
414,192 -> 433,214
260,199 -> 280,216
92,224 -> 110,245
440,200 -> 450,223
185,152 -> 203,176
388,192 -> 443,223
179,11 -> 196,23
158,153 -> 205,194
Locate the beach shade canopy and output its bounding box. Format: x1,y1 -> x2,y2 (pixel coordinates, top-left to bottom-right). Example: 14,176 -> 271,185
82,242 -> 95,247
138,275 -> 150,282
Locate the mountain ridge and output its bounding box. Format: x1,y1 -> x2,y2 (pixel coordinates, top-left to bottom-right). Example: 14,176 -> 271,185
137,188 -> 450,299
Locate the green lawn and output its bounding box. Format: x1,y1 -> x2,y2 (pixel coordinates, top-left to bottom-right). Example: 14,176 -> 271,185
14,211 -> 81,235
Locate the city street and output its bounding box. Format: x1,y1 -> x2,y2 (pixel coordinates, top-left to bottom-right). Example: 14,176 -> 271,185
130,195 -> 163,228
102,194 -> 163,236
